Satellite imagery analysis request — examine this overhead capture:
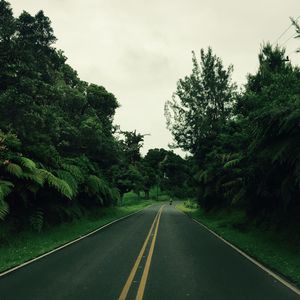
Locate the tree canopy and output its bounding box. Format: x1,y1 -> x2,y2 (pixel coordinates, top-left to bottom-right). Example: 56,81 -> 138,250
166,43 -> 300,219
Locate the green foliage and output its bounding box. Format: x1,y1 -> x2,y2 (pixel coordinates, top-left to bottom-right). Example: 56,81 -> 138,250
0,0 -> 129,230
61,163 -> 84,183
165,47 -> 236,157
0,180 -> 12,219
141,148 -> 194,198
18,157 -> 37,171
41,170 -> 74,199
56,170 -> 78,196
86,175 -> 107,196
85,175 -> 118,206
5,163 -> 23,178
119,130 -> 146,164
183,199 -> 198,209
167,43 -> 300,219
223,157 -> 241,169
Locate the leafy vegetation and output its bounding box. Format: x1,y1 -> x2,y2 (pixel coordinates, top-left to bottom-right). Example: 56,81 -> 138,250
0,0 -> 189,250
166,22 -> 300,286
0,0 -> 125,231
166,43 -> 300,222
2,0 -> 300,284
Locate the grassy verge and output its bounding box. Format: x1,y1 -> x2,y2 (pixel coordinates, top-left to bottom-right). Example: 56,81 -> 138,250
177,200 -> 300,287
0,195 -> 157,273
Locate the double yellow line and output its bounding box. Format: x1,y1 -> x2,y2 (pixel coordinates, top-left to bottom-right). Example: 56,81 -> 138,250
119,205 -> 165,300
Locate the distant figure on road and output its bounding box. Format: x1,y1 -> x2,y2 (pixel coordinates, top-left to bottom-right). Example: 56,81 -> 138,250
169,198 -> 173,205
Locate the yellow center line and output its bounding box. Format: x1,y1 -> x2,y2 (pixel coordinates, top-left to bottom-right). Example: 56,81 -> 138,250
136,205 -> 165,300
118,206 -> 163,300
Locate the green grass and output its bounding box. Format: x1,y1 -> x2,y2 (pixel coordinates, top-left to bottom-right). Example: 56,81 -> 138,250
0,195 -> 156,273
177,201 -> 300,288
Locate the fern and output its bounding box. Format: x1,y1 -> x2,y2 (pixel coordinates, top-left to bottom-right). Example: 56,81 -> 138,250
5,163 -> 23,178
0,180 -> 14,197
62,163 -> 84,182
40,170 -> 74,199
86,175 -> 108,195
85,175 -> 114,205
222,178 -> 242,188
0,200 -> 9,220
56,170 -> 78,196
18,157 -> 37,171
223,158 -> 241,169
22,170 -> 45,186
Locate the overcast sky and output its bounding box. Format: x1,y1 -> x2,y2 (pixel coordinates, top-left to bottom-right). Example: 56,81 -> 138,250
8,0 -> 300,155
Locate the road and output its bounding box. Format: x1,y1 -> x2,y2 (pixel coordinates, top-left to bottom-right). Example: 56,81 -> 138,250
0,203 -> 299,300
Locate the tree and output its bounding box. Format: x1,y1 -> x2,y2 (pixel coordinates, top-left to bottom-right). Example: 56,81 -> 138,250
165,47 -> 236,159
142,148 -> 193,198
0,0 -> 16,92
0,2 -> 123,229
142,148 -> 167,198
119,130 -> 147,164
237,44 -> 300,216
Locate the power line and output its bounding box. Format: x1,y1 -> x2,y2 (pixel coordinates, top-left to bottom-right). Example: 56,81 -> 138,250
274,24 -> 293,44
281,32 -> 297,46
274,15 -> 300,45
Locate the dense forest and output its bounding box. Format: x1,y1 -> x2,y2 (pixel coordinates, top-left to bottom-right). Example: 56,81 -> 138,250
0,0 -> 190,233
1,0 -> 300,238
165,41 -> 300,225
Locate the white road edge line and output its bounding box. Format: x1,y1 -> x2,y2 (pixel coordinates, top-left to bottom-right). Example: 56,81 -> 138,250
0,204 -> 154,278
191,217 -> 300,296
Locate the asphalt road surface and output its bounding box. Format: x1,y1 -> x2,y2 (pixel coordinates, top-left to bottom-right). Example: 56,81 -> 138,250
0,203 -> 299,300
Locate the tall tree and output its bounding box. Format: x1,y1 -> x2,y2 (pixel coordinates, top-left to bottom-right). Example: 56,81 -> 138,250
0,2 -> 122,228
165,47 -> 236,159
